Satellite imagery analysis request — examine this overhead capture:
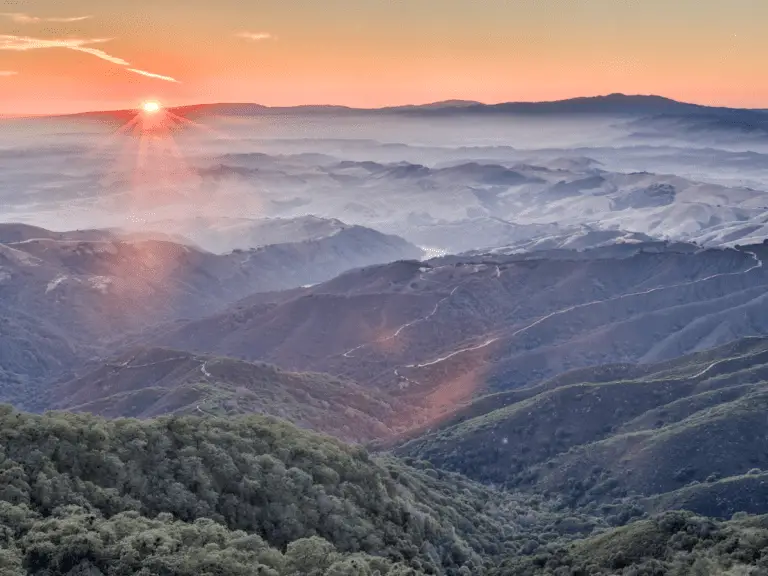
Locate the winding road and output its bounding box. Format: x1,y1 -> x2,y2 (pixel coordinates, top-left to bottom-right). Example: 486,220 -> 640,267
196,360 -> 216,416
341,264 -> 492,359
396,250 -> 763,380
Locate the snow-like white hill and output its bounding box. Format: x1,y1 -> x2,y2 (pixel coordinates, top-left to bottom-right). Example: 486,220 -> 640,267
3,95 -> 768,256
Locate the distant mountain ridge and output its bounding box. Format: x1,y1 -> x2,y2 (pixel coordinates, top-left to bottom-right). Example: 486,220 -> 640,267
131,214 -> 353,254
184,93 -> 768,117
29,93 -> 768,120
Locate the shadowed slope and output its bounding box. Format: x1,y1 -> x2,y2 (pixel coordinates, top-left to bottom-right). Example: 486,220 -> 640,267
50,347 -> 401,443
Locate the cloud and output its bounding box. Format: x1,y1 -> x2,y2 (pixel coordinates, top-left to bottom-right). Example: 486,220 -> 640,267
1,13 -> 92,24
47,16 -> 92,23
126,68 -> 179,83
0,70 -> 17,76
0,35 -> 179,83
235,31 -> 273,41
71,46 -> 130,66
0,35 -> 112,51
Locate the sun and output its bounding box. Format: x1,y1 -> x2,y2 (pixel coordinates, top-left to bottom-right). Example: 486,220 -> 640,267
141,101 -> 161,114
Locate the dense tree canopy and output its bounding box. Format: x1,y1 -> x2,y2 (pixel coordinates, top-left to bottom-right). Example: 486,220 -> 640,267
1,405 -> 767,575
491,511 -> 768,576
0,406 -> 604,575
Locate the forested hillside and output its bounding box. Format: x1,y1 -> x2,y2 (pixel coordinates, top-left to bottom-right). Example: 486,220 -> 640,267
0,406 -> 609,575
490,511 -> 768,576
2,405 -> 768,575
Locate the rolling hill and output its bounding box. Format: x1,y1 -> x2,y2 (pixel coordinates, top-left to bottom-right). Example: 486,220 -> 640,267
48,347 -> 401,443
151,241 -> 768,432
0,224 -> 421,408
394,336 -> 768,518
0,406 -> 609,575
130,214 -> 351,253
492,511 -> 768,576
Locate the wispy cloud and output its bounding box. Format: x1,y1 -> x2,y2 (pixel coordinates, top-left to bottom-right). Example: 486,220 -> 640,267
0,35 -> 112,51
126,68 -> 179,83
47,16 -> 92,23
1,13 -> 92,24
235,31 -> 273,41
0,35 -> 179,83
72,46 -> 130,66
0,70 -> 17,76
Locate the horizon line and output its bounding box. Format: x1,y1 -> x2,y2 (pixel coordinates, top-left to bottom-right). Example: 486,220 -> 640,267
2,92 -> 766,120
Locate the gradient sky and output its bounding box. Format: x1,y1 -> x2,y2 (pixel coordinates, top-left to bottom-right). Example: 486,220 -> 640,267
1,0 -> 766,114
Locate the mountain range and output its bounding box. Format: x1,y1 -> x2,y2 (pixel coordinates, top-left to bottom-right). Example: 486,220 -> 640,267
8,225 -> 768,453
0,222 -> 421,409
56,93 -> 768,119
136,240 -> 768,431
3,223 -> 768,574
6,91 -> 768,575
7,97 -> 768,260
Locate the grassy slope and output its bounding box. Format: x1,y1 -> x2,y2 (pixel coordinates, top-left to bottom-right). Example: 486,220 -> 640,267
646,472 -> 768,518
395,337 -> 768,516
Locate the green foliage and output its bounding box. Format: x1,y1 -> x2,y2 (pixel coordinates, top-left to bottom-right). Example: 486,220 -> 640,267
0,405 -> 601,575
3,374 -> 768,575
0,501 -> 423,576
490,511 -> 768,576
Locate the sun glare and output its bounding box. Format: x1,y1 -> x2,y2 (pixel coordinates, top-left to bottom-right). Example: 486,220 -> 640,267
142,101 -> 161,114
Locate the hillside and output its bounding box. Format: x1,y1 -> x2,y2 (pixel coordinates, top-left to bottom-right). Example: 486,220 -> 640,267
491,511 -> 768,576
646,472 -> 768,519
48,347 -> 401,443
394,337 -> 768,517
1,405 -> 768,575
131,214 -> 351,253
530,388 -> 768,505
0,224 -> 421,408
153,241 -> 768,431
0,406 -> 607,575
2,374 -> 768,576
0,223 -> 114,244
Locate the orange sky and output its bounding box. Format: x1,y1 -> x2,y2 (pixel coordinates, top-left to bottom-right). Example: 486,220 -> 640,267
1,0 -> 766,115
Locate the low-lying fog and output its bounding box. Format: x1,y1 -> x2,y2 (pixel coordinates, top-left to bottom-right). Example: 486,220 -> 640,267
3,101 -> 768,254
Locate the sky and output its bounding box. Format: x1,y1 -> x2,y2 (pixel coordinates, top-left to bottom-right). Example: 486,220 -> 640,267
0,0 -> 766,115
